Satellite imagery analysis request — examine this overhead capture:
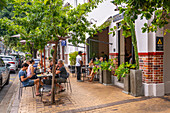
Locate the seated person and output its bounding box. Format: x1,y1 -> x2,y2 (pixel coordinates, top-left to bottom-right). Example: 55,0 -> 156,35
47,60 -> 68,96
88,57 -> 103,82
38,60 -> 43,69
55,59 -> 68,92
28,59 -> 37,79
88,58 -> 94,76
47,60 -> 53,72
19,63 -> 43,96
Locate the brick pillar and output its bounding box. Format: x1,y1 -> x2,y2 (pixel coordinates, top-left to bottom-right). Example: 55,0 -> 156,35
139,52 -> 164,96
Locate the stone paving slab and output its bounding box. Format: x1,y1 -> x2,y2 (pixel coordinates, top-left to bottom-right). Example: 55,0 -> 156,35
18,75 -> 170,113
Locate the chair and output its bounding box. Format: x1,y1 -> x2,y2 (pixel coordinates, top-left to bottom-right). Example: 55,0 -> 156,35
18,81 -> 35,100
63,73 -> 72,93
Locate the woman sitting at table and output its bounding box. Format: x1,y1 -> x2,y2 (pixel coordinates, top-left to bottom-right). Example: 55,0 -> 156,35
88,57 -> 103,82
27,59 -> 37,79
88,58 -> 95,76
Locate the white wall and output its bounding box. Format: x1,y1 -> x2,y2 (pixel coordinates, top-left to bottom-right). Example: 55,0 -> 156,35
135,17 -> 148,53
109,21 -> 118,53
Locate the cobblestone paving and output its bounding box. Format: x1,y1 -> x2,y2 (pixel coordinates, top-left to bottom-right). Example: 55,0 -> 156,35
18,75 -> 170,113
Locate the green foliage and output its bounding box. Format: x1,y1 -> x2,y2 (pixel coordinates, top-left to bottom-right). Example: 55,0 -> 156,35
0,0 -> 103,50
50,49 -> 54,57
69,51 -> 78,66
0,0 -> 7,10
48,57 -> 52,60
25,54 -> 32,60
111,0 -> 170,69
115,62 -> 136,80
93,58 -> 116,73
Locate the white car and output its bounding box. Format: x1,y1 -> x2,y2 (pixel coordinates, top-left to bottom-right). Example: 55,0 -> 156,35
0,56 -> 18,72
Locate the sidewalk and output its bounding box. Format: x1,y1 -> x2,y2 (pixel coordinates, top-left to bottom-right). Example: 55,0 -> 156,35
18,75 -> 170,113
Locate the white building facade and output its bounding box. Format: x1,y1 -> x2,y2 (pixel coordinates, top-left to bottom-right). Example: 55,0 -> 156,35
61,0 -> 170,97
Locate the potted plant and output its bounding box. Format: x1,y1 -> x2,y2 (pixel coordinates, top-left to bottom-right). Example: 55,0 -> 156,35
93,59 -> 116,85
115,62 -> 136,94
68,51 -> 78,73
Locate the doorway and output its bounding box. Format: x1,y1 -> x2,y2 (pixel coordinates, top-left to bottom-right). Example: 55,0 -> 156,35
118,29 -> 132,65
118,29 -> 132,82
87,28 -> 109,63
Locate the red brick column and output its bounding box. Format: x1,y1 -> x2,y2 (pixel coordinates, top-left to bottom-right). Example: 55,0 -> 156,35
109,53 -> 118,75
139,52 -> 164,84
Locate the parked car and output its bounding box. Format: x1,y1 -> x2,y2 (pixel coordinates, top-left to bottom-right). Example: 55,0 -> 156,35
2,58 -> 18,73
33,59 -> 40,68
0,55 -> 18,72
0,57 -> 10,90
10,54 -> 22,68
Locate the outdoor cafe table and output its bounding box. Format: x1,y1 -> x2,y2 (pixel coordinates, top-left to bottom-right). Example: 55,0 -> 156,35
36,68 -> 47,74
37,73 -> 52,101
81,66 -> 92,81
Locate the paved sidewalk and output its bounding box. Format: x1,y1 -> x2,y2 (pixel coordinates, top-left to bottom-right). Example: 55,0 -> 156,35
18,75 -> 170,113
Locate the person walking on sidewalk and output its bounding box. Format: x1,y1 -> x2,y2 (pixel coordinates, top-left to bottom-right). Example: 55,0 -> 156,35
19,63 -> 42,96
76,51 -> 83,82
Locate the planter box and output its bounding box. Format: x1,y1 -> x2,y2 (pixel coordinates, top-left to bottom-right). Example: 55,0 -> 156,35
103,70 -> 112,85
99,69 -> 103,84
123,74 -> 130,94
130,69 -> 143,96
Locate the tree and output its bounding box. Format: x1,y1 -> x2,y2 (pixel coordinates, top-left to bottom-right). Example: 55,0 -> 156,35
111,0 -> 170,69
0,0 -> 103,103
0,0 -> 7,10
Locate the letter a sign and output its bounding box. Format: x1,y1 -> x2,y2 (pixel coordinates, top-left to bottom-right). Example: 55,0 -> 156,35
156,37 -> 163,51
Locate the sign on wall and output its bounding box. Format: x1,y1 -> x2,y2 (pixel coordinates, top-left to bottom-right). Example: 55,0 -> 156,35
61,40 -> 66,46
156,37 -> 163,51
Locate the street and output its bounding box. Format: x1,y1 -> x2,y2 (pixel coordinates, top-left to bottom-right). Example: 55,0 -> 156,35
0,70 -> 19,113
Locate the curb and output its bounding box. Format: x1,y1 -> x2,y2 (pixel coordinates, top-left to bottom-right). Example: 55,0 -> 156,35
7,80 -> 20,113
4,75 -> 19,113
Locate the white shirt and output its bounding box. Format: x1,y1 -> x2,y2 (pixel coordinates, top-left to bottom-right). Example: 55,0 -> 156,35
76,55 -> 82,66
27,64 -> 32,77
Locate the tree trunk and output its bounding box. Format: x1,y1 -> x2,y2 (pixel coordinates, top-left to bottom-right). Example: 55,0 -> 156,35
51,41 -> 58,104
30,46 -> 33,58
40,50 -> 43,69
33,49 -> 37,58
44,48 -> 46,72
128,20 -> 139,69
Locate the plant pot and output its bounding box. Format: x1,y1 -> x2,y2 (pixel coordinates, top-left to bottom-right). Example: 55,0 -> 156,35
99,69 -> 103,84
130,69 -> 143,96
123,74 -> 130,94
103,70 -> 112,85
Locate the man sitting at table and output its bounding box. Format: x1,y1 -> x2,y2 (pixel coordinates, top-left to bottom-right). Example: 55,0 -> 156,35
19,63 -> 42,96
55,59 -> 68,92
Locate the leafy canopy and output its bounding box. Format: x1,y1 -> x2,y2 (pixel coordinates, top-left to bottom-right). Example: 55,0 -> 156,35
112,0 -> 170,35
0,0 -> 103,51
